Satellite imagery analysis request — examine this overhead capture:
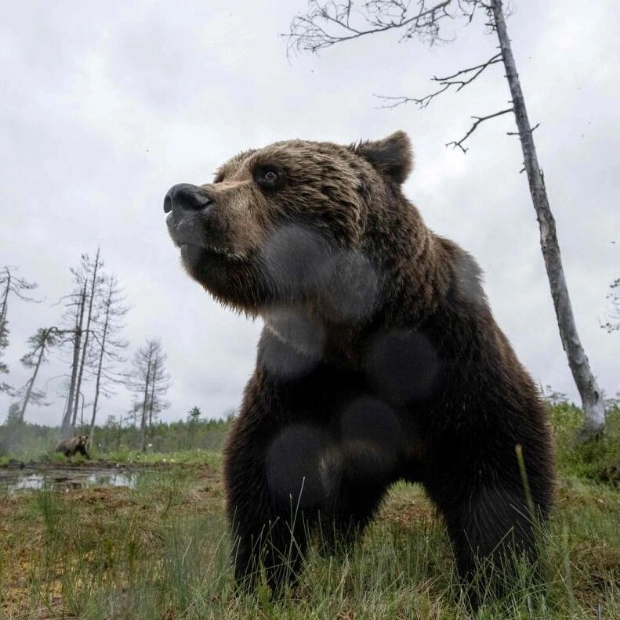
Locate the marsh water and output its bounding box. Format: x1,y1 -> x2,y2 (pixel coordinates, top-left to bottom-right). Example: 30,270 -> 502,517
0,463 -> 150,493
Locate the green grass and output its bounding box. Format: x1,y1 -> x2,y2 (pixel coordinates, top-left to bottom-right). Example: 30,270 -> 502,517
2,464 -> 620,619
102,448 -> 224,469
550,402 -> 620,481
2,404 -> 620,618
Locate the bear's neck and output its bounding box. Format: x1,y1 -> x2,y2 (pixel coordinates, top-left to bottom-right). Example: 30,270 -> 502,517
260,200 -> 458,368
262,305 -> 362,367
363,201 -> 454,328
261,235 -> 453,369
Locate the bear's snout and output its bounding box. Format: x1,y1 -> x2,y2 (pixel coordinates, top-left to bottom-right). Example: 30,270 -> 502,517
164,183 -> 214,214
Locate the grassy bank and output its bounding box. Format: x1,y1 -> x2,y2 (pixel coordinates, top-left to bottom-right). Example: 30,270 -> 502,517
1,402 -> 620,618
2,461 -> 620,618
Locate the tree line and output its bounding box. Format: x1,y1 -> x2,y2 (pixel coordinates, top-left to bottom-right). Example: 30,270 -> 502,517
0,407 -> 233,458
0,253 -> 170,449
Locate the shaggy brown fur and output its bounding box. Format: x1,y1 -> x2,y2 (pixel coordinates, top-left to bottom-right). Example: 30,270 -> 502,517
164,131 -> 555,605
56,435 -> 90,459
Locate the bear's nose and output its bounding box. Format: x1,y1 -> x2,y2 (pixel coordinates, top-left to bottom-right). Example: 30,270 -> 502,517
164,183 -> 214,214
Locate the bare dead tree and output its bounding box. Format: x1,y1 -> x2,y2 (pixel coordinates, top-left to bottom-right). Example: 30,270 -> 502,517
490,1 -> 605,438
0,318 -> 8,395
70,250 -> 105,428
60,281 -> 87,438
58,250 -> 108,438
288,0 -> 606,438
0,266 -> 39,393
129,339 -> 171,452
0,266 -> 39,330
17,327 -> 61,423
88,275 -> 129,448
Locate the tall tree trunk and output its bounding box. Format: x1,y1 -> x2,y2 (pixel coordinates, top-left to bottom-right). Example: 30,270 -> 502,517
148,360 -> 157,430
87,274 -> 128,449
491,0 -> 605,437
140,360 -> 151,452
18,336 -> 47,423
0,271 -> 10,330
88,305 -> 109,449
61,283 -> 86,438
72,250 -> 102,427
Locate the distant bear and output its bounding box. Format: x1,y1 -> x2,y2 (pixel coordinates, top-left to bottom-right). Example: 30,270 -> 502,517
164,132 -> 555,604
56,435 -> 90,459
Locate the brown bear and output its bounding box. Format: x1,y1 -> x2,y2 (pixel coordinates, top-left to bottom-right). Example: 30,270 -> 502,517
164,132 -> 555,604
56,435 -> 90,459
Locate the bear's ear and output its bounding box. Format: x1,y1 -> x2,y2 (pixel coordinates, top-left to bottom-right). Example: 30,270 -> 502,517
351,131 -> 413,184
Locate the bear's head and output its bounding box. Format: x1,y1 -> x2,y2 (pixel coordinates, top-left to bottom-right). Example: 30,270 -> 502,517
164,132 -> 418,322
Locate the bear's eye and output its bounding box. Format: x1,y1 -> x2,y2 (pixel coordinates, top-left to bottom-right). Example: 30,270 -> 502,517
255,166 -> 284,190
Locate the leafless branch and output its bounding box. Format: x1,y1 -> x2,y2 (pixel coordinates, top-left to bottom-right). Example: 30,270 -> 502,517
458,0 -> 490,22
433,52 -> 501,89
287,0 -> 462,54
375,52 -> 501,109
375,82 -> 451,109
446,107 -> 513,153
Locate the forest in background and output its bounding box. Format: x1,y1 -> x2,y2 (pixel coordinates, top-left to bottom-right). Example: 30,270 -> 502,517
0,255 -> 180,448
1,393 -> 620,488
0,407 -> 233,460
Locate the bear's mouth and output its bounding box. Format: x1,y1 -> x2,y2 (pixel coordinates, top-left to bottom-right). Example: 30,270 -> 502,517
167,214 -> 247,263
179,243 -> 247,264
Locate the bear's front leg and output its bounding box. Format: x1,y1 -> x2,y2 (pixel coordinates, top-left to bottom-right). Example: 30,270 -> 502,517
224,383 -> 337,593
228,498 -> 307,594
225,421 -> 310,593
428,466 -> 548,607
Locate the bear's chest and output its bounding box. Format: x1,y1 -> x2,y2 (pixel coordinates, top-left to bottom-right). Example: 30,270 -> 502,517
267,367 -> 428,488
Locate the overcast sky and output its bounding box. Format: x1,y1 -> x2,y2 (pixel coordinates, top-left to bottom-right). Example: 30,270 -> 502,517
1,0 -> 618,427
